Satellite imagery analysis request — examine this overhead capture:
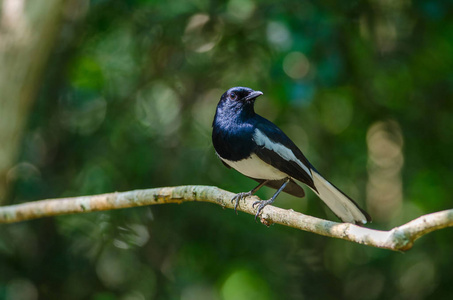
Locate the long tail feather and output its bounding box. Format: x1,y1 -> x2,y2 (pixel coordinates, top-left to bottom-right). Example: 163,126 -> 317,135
310,170 -> 371,225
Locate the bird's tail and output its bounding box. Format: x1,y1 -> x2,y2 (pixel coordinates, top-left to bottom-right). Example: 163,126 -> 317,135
310,169 -> 371,225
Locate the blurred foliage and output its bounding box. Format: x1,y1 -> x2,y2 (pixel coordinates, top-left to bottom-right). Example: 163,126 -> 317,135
1,0 -> 453,299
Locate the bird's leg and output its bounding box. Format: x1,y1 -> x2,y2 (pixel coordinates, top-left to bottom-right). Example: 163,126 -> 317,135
252,178 -> 290,221
231,181 -> 268,214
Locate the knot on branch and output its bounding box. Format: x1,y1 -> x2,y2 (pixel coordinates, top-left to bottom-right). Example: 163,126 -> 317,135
390,228 -> 413,251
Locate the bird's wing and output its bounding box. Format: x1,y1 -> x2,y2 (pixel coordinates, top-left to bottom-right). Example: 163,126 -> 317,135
251,116 -> 371,225
252,116 -> 316,189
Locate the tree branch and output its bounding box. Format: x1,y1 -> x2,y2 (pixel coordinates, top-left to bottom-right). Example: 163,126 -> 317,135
1,185 -> 451,251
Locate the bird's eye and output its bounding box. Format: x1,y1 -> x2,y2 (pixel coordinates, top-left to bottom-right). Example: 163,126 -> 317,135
229,92 -> 238,100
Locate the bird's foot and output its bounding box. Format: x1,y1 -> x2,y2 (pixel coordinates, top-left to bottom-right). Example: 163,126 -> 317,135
252,199 -> 274,221
231,192 -> 252,214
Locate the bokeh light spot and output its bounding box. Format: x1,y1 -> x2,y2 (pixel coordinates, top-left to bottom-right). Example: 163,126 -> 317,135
318,91 -> 353,134
266,21 -> 292,50
136,82 -> 181,138
183,14 -> 222,53
221,269 -> 272,300
366,120 -> 404,221
59,93 -> 107,136
227,0 -> 256,21
6,278 -> 38,300
283,52 -> 310,79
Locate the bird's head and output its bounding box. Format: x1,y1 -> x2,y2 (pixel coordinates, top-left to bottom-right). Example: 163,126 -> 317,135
217,87 -> 263,115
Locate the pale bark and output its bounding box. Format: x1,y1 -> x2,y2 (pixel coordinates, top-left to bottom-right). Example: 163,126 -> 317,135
1,185 -> 452,251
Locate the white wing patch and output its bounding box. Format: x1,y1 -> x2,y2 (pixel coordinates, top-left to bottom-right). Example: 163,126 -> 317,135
253,129 -> 312,178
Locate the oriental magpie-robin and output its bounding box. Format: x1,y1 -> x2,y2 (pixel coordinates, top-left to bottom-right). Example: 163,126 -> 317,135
212,87 -> 371,225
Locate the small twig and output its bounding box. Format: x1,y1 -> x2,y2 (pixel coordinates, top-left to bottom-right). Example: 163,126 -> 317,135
1,185 -> 452,251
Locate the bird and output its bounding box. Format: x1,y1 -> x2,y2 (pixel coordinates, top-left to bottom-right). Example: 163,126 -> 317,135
212,86 -> 371,225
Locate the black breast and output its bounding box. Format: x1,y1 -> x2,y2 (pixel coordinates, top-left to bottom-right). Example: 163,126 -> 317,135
212,115 -> 256,162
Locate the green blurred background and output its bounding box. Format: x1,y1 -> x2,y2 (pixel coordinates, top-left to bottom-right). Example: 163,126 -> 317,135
1,0 -> 453,299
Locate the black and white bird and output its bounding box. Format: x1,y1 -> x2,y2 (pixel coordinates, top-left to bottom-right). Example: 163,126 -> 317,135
212,86 -> 371,225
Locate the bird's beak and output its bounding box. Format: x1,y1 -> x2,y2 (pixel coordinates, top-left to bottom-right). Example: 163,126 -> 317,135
244,91 -> 263,102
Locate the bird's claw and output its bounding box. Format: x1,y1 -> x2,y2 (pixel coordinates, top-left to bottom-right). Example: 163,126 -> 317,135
252,199 -> 273,221
231,192 -> 251,214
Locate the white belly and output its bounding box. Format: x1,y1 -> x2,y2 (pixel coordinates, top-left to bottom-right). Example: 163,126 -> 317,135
220,153 -> 287,180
